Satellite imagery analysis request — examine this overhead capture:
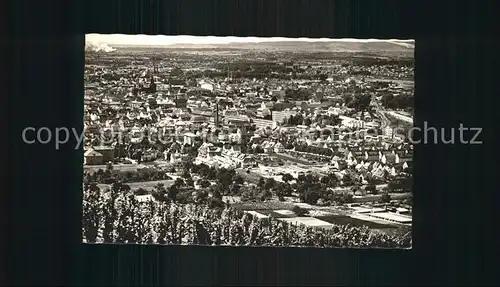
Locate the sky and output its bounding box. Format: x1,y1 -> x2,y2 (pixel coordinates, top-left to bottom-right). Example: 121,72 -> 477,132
86,34 -> 414,46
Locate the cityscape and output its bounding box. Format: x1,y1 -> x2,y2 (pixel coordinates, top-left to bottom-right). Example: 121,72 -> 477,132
83,34 -> 414,248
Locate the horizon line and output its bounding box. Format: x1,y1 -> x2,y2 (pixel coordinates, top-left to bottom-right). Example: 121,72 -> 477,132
86,34 -> 415,46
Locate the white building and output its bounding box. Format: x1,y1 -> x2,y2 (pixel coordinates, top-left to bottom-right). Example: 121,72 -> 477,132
199,80 -> 214,91
339,115 -> 365,129
384,126 -> 393,138
183,132 -> 198,146
272,110 -> 297,124
256,102 -> 271,118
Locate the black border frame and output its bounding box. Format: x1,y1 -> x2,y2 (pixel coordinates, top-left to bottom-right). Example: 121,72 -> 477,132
5,0 -> 497,285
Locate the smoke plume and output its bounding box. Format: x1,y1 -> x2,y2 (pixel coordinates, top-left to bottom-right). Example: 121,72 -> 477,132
85,41 -> 116,52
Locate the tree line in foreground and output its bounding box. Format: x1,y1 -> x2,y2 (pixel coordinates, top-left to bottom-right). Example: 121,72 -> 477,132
83,188 -> 411,248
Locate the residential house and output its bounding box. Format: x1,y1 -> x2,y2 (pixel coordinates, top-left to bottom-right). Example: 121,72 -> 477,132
262,141 -> 275,154
364,150 -> 380,162
183,132 -> 199,146
229,131 -> 242,144
169,142 -> 182,153
197,142 -> 222,159
395,149 -> 413,162
92,146 -> 115,163
274,142 -> 285,153
84,149 -> 104,165
242,155 -> 257,168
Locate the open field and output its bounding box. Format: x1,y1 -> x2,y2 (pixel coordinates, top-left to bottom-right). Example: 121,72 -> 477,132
366,78 -> 414,88
316,214 -> 397,229
232,199 -> 403,232
84,163 -> 143,173
257,209 -> 298,218
232,201 -> 298,211
97,180 -> 175,191
353,192 -> 412,203
273,152 -> 314,165
235,168 -> 262,183
279,217 -> 334,229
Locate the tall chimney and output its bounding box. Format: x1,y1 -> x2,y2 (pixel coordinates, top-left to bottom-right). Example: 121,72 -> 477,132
215,102 -> 219,127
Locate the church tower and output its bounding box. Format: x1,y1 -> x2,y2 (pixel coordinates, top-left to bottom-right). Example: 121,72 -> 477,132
148,60 -> 157,93
149,75 -> 157,93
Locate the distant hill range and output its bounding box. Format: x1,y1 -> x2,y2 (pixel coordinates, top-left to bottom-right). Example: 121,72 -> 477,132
88,40 -> 414,60
113,40 -> 414,52
210,40 -> 413,53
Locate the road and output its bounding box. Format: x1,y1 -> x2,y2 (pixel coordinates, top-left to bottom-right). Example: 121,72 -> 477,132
372,94 -> 414,128
372,99 -> 391,128
385,111 -> 413,125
